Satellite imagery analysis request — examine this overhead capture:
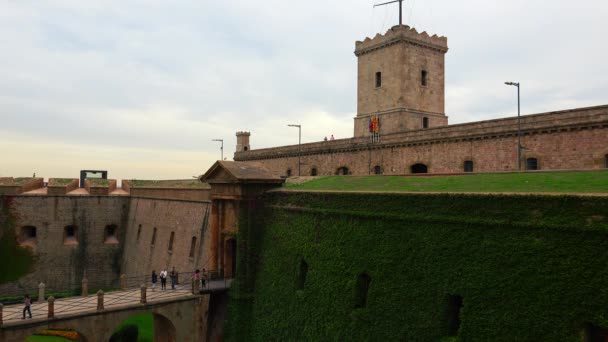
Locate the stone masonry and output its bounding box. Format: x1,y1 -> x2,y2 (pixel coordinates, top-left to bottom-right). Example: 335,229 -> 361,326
233,25 -> 608,175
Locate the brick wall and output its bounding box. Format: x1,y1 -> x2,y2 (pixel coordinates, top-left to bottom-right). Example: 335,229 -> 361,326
0,196 -> 130,293
0,195 -> 212,294
120,197 -> 211,283
235,105 -> 608,176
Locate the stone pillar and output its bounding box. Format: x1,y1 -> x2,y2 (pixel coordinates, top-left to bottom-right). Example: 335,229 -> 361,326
81,277 -> 88,297
47,296 -> 55,319
97,290 -> 104,311
210,201 -> 220,274
38,282 -> 45,303
0,303 -> 3,327
140,284 -> 147,304
120,274 -> 127,290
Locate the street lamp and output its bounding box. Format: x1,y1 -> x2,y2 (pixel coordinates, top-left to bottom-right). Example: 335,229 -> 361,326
212,139 -> 224,161
287,124 -> 301,176
505,82 -> 521,170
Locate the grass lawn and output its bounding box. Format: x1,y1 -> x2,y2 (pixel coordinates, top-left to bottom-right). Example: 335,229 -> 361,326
115,313 -> 154,342
284,170 -> 608,193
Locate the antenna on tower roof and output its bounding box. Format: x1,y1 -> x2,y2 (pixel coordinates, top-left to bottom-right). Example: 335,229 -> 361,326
374,0 -> 404,26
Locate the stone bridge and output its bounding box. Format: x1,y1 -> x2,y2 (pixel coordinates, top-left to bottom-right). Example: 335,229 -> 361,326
0,279 -> 232,342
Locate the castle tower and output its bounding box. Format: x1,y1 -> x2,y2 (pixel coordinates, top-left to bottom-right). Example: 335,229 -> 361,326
354,25 -> 449,138
235,131 -> 251,152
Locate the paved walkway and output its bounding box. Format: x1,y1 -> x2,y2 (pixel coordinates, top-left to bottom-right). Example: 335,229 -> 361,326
2,279 -> 231,326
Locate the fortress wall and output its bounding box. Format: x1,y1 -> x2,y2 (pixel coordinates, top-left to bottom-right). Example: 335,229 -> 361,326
234,106 -> 608,175
240,125 -> 608,176
128,188 -> 210,202
0,196 -> 130,293
226,191 -> 608,341
120,197 -> 211,284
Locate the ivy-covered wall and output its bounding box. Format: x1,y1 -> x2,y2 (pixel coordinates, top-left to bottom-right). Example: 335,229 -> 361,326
226,191 -> 608,341
0,196 -> 35,285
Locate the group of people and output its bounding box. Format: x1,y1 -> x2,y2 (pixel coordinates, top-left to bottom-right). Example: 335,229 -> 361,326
151,267 -> 179,290
323,134 -> 335,141
151,267 -> 208,290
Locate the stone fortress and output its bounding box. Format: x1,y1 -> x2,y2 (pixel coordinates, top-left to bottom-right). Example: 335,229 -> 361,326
233,25 -> 608,176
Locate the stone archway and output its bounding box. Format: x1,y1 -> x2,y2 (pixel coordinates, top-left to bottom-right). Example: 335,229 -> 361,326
109,313 -> 176,342
411,163 -> 428,174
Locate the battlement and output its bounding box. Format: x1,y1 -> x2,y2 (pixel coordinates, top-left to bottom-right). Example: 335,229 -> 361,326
236,131 -> 251,136
355,25 -> 448,56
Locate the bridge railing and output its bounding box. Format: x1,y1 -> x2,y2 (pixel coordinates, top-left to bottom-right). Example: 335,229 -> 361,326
0,273 -> 233,326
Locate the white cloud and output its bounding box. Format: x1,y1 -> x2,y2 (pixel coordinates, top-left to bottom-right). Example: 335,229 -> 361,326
0,0 -> 606,179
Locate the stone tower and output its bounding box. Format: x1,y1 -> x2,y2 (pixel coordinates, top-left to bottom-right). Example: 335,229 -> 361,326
354,25 -> 449,138
235,131 -> 251,152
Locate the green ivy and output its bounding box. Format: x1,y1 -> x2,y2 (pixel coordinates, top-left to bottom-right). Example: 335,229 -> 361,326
225,192 -> 608,341
0,196 -> 35,284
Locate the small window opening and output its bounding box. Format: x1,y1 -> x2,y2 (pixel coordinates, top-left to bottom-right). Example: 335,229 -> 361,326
446,295 -> 463,336
354,273 -> 372,308
311,168 -> 318,176
411,163 -> 428,174
526,158 -> 539,170
151,227 -> 157,246
336,167 -> 349,176
421,70 -> 428,86
168,231 -> 175,252
244,146 -> 248,151
104,224 -> 118,244
375,72 -> 382,88
20,226 -> 37,246
137,224 -> 142,241
423,117 -> 429,129
64,225 -> 78,245
464,160 -> 474,173
604,154 -> 608,168
189,236 -> 197,258
296,259 -> 308,290
287,169 -> 292,177
373,165 -> 382,175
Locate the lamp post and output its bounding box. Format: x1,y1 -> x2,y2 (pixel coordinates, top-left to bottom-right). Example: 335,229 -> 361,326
505,82 -> 521,170
212,139 -> 224,161
287,124 -> 301,176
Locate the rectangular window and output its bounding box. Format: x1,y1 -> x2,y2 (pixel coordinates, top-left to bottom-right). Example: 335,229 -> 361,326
421,70 -> 428,86
189,237 -> 197,258
446,295 -> 463,336
464,161 -> 474,173
151,227 -> 157,246
375,72 -> 382,88
168,231 -> 175,252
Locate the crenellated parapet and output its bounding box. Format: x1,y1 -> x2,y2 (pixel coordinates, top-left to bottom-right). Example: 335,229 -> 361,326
355,25 -> 448,56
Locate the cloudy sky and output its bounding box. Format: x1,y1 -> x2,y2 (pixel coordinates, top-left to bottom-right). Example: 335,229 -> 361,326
1,0 -> 606,180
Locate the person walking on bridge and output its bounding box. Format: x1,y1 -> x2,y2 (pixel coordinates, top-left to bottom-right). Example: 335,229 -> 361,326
22,294 -> 32,319
151,270 -> 158,291
160,269 -> 168,290
170,267 -> 178,290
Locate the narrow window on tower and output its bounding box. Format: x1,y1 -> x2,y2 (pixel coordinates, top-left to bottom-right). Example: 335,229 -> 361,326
421,70 -> 428,86
423,117 -> 429,129
375,72 -> 382,88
